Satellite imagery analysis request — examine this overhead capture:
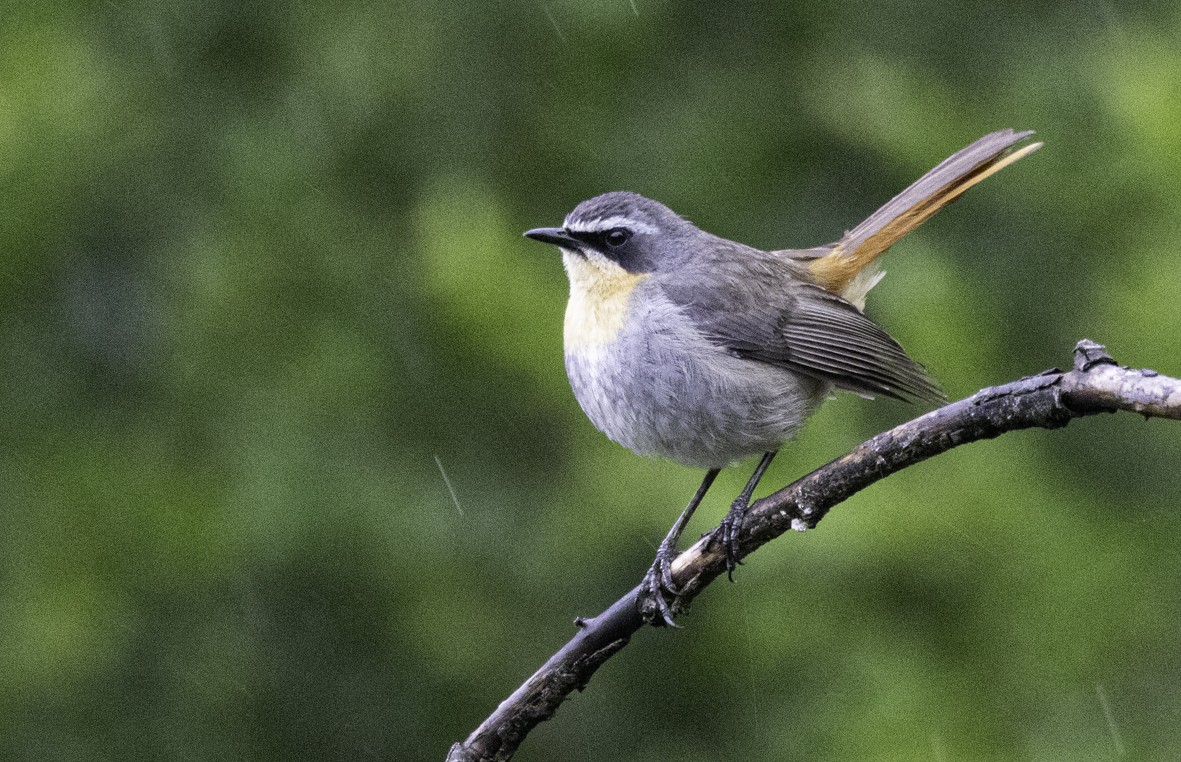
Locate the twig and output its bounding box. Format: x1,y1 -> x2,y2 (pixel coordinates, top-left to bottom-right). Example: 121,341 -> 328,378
446,340 -> 1181,762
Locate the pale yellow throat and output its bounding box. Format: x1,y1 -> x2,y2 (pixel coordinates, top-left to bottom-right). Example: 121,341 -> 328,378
562,250 -> 649,350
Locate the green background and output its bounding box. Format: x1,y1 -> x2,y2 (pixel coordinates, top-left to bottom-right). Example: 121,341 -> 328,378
4,1 -> 1180,759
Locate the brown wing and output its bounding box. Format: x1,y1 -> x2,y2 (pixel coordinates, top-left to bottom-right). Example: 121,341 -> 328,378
736,282 -> 943,402
663,254 -> 943,403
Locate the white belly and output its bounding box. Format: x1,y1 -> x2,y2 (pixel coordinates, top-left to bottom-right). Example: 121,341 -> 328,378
564,293 -> 827,469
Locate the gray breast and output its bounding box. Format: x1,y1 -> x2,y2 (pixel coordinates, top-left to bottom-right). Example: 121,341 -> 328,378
564,282 -> 827,469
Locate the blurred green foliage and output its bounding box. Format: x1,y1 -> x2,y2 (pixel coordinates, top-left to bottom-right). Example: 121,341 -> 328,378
3,1 -> 1181,759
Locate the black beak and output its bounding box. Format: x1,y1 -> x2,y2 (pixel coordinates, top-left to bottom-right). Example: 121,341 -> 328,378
523,227 -> 580,249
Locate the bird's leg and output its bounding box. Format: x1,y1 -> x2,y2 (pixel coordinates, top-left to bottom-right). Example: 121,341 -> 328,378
639,468 -> 720,627
719,451 -> 777,579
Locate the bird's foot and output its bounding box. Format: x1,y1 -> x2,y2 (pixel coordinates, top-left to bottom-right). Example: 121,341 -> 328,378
637,546 -> 681,627
718,494 -> 749,580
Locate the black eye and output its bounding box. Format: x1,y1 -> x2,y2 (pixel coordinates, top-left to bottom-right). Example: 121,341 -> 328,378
604,228 -> 631,247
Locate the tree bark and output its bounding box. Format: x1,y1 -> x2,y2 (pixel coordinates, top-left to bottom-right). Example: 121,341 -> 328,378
446,340 -> 1181,762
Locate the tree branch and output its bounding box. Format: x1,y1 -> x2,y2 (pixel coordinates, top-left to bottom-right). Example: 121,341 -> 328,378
446,340 -> 1181,762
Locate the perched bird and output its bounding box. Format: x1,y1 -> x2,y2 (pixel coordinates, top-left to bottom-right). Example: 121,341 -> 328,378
524,129 -> 1041,625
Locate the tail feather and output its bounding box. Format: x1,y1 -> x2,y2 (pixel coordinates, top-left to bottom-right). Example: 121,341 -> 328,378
808,129 -> 1042,295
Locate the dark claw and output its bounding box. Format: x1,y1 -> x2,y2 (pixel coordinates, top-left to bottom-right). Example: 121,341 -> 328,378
719,494 -> 749,579
635,468 -> 723,627
637,547 -> 681,627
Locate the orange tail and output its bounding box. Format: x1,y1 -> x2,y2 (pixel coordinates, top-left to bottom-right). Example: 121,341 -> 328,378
808,129 -> 1042,295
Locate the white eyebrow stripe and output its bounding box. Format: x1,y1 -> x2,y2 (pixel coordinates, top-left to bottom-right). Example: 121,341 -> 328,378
564,215 -> 658,235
